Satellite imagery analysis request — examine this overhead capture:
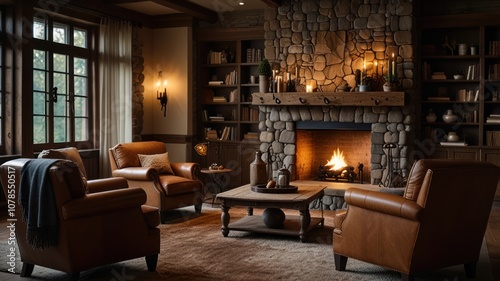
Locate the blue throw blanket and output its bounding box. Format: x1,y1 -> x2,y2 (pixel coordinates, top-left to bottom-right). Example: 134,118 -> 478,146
19,159 -> 60,249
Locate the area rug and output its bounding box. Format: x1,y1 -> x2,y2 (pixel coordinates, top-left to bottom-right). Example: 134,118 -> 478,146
0,206 -> 493,281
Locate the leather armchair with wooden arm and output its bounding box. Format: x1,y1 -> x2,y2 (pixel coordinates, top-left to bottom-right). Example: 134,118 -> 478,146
333,159 -> 500,281
109,141 -> 204,222
0,158 -> 161,280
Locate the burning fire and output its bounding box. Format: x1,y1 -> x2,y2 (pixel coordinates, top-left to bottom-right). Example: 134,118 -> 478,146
325,148 -> 347,171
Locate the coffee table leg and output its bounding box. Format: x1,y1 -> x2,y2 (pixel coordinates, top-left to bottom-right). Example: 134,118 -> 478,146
221,202 -> 230,237
299,209 -> 311,243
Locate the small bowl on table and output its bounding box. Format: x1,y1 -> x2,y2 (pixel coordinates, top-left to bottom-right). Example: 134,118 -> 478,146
453,74 -> 464,80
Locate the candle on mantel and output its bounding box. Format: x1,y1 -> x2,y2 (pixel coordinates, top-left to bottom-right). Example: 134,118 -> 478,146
374,60 -> 378,75
306,85 -> 313,93
391,53 -> 395,76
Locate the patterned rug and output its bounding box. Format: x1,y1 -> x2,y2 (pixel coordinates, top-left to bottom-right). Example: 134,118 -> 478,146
0,206 -> 493,280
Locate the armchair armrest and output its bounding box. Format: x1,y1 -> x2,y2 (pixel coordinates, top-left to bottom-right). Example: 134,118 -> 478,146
112,167 -> 159,181
62,187 -> 146,220
345,188 -> 423,221
87,177 -> 129,193
170,162 -> 200,180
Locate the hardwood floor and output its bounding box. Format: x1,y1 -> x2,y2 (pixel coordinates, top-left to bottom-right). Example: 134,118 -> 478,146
0,202 -> 499,280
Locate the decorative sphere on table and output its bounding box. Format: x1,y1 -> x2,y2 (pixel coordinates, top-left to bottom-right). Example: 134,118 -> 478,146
262,208 -> 285,229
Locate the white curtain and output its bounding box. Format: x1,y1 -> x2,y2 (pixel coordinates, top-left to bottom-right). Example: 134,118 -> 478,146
98,18 -> 132,177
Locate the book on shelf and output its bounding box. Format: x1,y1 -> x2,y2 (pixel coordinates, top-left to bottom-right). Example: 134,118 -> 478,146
208,81 -> 224,85
431,72 -> 446,79
202,110 -> 208,122
208,51 -> 223,64
209,116 -> 224,121
243,132 -> 259,141
440,141 -> 468,146
489,41 -> 500,56
466,64 -> 478,80
488,64 -> 500,80
486,114 -> 500,123
486,130 -> 500,146
220,126 -> 231,141
225,70 -> 237,85
205,128 -> 218,140
212,96 -> 227,103
229,89 -> 237,103
246,48 -> 262,63
456,89 -> 479,102
427,96 -> 450,101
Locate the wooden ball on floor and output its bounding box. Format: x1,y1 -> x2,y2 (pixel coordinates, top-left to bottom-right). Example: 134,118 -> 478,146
262,208 -> 285,229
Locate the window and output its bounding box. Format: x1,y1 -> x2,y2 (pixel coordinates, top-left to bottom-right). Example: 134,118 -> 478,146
32,17 -> 93,149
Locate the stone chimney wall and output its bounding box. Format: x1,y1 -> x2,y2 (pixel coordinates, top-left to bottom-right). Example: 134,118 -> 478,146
259,0 -> 417,184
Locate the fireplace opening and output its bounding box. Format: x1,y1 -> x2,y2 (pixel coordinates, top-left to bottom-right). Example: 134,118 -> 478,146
296,129 -> 371,183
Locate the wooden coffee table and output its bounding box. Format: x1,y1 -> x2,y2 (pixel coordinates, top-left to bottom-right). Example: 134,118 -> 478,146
216,183 -> 326,242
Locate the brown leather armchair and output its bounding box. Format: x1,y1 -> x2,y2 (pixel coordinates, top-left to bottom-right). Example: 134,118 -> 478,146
109,141 -> 204,222
0,158 -> 160,280
38,146 -> 128,193
333,159 -> 500,281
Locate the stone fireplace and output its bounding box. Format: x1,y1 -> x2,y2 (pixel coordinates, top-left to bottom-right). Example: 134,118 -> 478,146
257,0 -> 417,186
257,104 -> 413,185
296,128 -> 371,183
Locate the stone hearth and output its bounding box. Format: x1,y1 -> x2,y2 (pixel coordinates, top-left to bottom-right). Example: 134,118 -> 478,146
258,104 -> 413,185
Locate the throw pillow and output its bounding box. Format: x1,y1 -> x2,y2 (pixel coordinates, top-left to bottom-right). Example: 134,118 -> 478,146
138,152 -> 174,175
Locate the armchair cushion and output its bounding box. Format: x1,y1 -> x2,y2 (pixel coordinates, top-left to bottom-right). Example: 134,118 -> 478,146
138,152 -> 174,175
39,147 -> 88,185
159,174 -> 202,196
111,141 -> 167,169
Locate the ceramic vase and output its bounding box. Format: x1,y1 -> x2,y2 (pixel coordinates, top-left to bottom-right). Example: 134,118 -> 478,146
250,151 -> 267,186
442,109 -> 459,123
259,75 -> 269,93
426,109 -> 437,123
447,132 -> 459,142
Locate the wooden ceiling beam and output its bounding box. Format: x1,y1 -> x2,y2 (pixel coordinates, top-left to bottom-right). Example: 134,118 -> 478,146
260,0 -> 281,8
150,0 -> 217,23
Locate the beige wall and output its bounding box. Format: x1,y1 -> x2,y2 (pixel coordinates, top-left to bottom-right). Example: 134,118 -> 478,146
141,26 -> 193,162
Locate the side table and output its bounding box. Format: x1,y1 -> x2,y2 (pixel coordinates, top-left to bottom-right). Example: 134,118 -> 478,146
200,168 -> 232,206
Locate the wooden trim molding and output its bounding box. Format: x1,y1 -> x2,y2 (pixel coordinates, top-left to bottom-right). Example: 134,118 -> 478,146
251,92 -> 406,107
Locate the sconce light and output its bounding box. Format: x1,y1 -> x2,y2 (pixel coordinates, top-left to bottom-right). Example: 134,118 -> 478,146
194,142 -> 209,156
156,71 -> 168,117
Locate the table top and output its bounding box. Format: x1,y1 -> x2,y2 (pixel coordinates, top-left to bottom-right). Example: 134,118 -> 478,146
216,182 -> 326,203
200,168 -> 232,174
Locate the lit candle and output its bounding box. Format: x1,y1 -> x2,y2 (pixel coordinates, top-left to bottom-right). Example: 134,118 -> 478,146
391,53 -> 395,76
374,61 -> 378,75
306,85 -> 312,93
156,80 -> 161,99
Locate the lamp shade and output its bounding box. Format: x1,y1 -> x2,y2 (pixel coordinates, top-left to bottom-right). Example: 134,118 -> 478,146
194,142 -> 208,156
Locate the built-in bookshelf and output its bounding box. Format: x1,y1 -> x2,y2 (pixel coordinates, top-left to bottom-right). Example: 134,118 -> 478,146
198,28 -> 263,144
418,14 -> 500,162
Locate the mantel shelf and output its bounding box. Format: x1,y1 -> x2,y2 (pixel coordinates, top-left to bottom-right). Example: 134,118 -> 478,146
251,92 -> 406,106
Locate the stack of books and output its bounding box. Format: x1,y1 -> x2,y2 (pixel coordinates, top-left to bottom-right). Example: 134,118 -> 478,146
209,116 -> 224,122
205,129 -> 218,140
440,141 -> 468,146
208,80 -> 224,85
242,132 -> 259,141
486,114 -> 500,123
220,126 -> 233,141
431,72 -> 447,79
212,96 -> 227,103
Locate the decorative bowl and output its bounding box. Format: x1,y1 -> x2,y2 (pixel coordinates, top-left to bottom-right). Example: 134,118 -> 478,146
453,75 -> 464,80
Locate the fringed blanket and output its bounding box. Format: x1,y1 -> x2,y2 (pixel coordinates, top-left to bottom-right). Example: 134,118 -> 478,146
19,159 -> 60,249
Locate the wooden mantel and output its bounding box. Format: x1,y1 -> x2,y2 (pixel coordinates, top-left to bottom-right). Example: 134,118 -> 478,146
251,92 -> 405,106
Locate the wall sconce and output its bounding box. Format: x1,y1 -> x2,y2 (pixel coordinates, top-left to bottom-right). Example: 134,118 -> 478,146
156,71 -> 168,117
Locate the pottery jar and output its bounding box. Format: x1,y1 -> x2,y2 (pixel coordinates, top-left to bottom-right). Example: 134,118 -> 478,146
250,151 -> 267,186
442,109 -> 459,123
447,132 -> 459,142
426,109 -> 437,123
458,43 -> 468,56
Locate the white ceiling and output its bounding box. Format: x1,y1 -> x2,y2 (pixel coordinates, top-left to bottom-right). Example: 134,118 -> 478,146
117,1 -> 268,16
